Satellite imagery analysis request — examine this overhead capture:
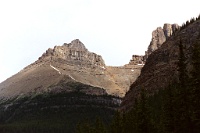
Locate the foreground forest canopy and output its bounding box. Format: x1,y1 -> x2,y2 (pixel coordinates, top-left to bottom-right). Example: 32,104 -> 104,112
76,15 -> 200,133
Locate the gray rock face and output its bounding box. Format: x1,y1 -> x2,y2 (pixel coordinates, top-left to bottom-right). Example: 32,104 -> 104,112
128,55 -> 145,65
39,39 -> 105,67
163,24 -> 173,38
163,23 -> 179,38
145,24 -> 179,60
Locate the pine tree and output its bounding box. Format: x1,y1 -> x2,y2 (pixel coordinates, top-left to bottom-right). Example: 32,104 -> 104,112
186,20 -> 190,26
175,39 -> 192,133
110,112 -> 123,133
122,99 -> 138,133
190,17 -> 196,23
94,117 -> 107,133
161,84 -> 176,133
178,39 -> 188,88
76,119 -> 95,133
190,34 -> 200,132
135,89 -> 153,133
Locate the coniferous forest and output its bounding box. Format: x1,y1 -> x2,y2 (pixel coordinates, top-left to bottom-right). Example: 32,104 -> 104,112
76,30 -> 200,133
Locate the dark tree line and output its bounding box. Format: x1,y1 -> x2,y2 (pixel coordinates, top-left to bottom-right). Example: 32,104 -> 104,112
77,34 -> 200,133
172,14 -> 200,36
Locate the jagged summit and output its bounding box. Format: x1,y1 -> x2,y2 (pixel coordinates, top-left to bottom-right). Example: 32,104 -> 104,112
127,24 -> 179,66
36,39 -> 105,68
145,23 -> 179,60
64,39 -> 87,50
163,23 -> 179,38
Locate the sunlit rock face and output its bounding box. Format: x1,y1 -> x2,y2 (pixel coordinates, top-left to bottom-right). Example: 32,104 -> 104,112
145,23 -> 179,60
128,55 -> 145,65
39,39 -> 105,67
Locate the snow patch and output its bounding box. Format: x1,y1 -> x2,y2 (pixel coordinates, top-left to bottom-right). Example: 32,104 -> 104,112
68,75 -> 76,80
101,66 -> 106,69
50,64 -> 61,74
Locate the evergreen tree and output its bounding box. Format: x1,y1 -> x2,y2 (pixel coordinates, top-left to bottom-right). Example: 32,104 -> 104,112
94,117 -> 107,133
175,39 -> 192,133
76,122 -> 84,133
190,17 -> 196,23
110,112 -> 123,133
178,39 -> 188,88
161,84 -> 176,133
76,121 -> 93,133
190,34 -> 200,132
186,20 -> 190,26
122,101 -> 137,133
135,89 -> 154,133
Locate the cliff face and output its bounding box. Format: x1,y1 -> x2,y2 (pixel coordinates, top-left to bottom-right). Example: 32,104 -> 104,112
0,39 -> 143,99
128,55 -> 145,65
121,21 -> 200,111
39,39 -> 105,67
145,24 -> 179,60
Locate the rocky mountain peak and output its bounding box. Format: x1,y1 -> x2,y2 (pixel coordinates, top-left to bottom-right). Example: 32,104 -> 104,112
145,23 -> 180,60
163,23 -> 179,38
38,39 -> 105,67
64,39 -> 87,51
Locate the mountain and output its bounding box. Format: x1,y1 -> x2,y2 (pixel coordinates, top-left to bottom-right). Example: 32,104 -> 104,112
2,15 -> 199,132
144,23 -> 179,60
121,20 -> 200,111
0,39 -> 144,132
72,16 -> 200,133
0,39 -> 143,99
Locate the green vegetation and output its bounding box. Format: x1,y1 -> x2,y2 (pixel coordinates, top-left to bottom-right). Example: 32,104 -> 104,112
0,91 -> 119,133
172,14 -> 200,36
76,32 -> 200,133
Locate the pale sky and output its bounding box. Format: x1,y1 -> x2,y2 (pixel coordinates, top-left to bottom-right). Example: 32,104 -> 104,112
0,0 -> 199,83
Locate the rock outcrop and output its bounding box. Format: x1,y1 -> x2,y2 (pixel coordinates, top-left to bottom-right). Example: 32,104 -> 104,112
121,20 -> 200,111
38,39 -> 105,67
128,55 -> 145,65
0,39 -> 143,99
145,24 -> 179,60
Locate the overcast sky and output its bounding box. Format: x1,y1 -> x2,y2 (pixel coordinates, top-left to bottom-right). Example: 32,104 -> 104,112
0,0 -> 199,83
